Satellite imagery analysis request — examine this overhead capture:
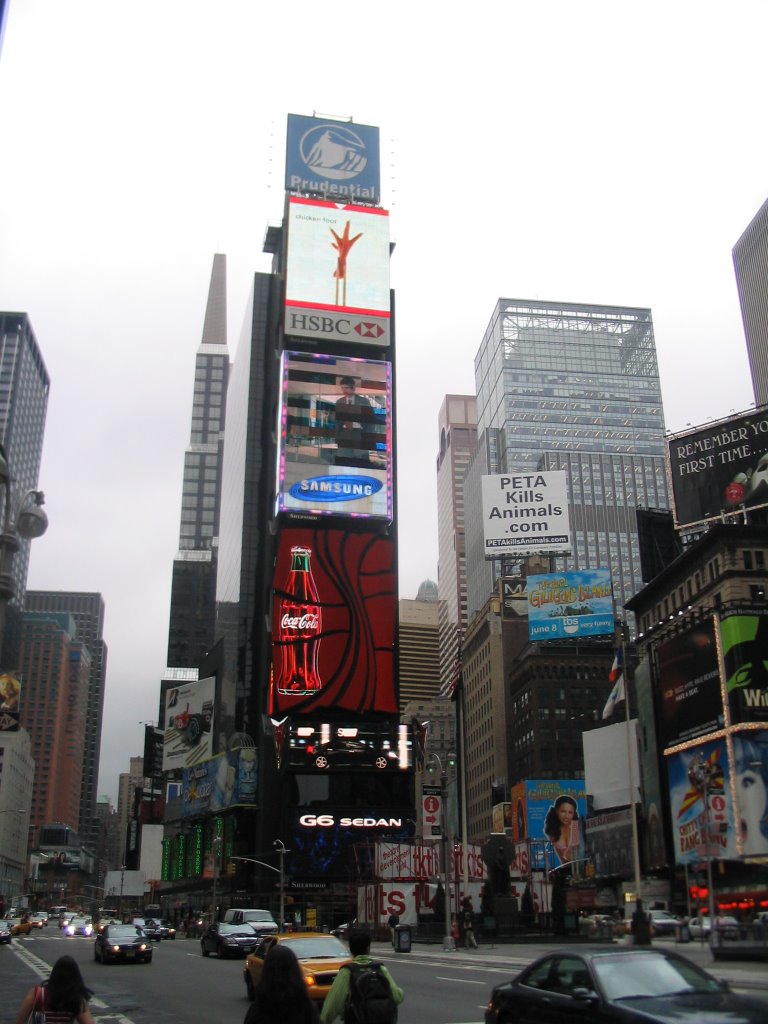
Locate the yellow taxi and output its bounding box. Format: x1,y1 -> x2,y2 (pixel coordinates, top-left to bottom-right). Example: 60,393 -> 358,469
8,917 -> 33,935
244,932 -> 352,1003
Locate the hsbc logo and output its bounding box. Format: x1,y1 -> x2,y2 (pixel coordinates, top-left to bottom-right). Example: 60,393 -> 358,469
286,309 -> 389,347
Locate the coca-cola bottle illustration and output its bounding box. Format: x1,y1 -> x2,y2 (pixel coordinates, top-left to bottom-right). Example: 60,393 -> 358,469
276,546 -> 323,695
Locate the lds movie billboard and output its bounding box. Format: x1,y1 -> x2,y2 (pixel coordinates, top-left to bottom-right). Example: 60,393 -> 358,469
667,406 -> 768,528
481,472 -> 571,557
285,197 -> 391,348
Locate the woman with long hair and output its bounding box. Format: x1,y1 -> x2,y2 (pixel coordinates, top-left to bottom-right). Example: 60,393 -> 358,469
244,943 -> 319,1024
15,955 -> 94,1024
543,794 -> 581,868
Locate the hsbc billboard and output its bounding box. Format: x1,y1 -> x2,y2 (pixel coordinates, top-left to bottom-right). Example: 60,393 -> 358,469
285,197 -> 391,348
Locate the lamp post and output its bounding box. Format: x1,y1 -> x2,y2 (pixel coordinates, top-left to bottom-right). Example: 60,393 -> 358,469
273,840 -> 289,930
118,865 -> 126,920
429,753 -> 454,951
211,836 -> 223,923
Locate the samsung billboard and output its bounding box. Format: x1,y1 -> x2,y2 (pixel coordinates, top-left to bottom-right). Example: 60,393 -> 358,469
667,406 -> 768,528
285,197 -> 391,347
526,569 -> 614,641
285,114 -> 380,203
276,351 -> 392,520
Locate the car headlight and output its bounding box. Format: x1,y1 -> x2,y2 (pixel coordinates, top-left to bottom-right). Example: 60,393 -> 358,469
305,975 -> 316,988
139,943 -> 148,951
223,938 -> 238,945
111,944 -> 120,953
65,926 -> 74,935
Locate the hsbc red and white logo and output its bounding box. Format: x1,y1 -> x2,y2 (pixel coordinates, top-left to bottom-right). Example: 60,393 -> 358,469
355,322 -> 385,339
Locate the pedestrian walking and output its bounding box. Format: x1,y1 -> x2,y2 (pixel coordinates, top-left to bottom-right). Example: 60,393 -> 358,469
320,928 -> 403,1024
243,943 -> 319,1024
15,955 -> 95,1024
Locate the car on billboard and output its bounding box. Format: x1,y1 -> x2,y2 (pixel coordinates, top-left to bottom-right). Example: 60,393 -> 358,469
310,737 -> 400,770
169,700 -> 212,745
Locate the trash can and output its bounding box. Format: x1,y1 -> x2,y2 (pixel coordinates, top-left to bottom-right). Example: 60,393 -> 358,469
393,924 -> 411,953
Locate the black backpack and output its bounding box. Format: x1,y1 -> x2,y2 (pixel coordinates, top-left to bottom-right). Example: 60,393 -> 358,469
343,961 -> 397,1024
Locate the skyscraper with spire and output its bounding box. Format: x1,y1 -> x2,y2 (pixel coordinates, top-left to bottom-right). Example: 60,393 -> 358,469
165,255 -> 230,675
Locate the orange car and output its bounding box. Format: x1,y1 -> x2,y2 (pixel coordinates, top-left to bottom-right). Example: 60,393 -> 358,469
244,933 -> 351,1002
8,917 -> 33,935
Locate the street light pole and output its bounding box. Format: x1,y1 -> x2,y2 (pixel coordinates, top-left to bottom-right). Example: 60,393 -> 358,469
211,836 -> 223,923
430,753 -> 454,951
273,840 -> 289,930
118,865 -> 126,920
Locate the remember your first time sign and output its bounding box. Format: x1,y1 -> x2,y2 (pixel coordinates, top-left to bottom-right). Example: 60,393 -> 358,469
481,472 -> 571,557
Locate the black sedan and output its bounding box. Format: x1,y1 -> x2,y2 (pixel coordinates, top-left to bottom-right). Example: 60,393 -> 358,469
201,922 -> 259,958
94,924 -> 153,964
485,946 -> 768,1023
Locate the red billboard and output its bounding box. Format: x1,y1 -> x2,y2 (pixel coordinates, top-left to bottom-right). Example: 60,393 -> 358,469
667,406 -> 768,528
269,527 -> 397,716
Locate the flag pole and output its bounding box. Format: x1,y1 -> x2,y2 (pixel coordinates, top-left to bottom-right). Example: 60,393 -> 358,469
620,623 -> 643,909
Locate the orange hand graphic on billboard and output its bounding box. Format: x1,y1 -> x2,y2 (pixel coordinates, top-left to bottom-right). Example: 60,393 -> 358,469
330,221 -> 363,305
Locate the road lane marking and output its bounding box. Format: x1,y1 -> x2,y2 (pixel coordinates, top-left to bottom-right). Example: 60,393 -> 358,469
436,976 -> 487,984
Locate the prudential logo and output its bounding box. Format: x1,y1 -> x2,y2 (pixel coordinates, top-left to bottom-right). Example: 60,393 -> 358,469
299,124 -> 368,180
289,475 -> 383,504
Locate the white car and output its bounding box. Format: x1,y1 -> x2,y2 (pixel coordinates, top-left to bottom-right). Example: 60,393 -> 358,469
648,909 -> 681,936
688,915 -> 740,940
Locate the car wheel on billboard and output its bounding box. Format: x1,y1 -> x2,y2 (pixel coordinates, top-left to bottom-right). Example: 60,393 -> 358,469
375,757 -> 388,769
315,755 -> 330,769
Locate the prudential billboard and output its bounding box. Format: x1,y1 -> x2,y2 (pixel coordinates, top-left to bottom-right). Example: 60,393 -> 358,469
285,114 -> 380,203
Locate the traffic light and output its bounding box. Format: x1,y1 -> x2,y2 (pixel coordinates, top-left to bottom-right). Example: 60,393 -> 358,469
227,862 -> 236,876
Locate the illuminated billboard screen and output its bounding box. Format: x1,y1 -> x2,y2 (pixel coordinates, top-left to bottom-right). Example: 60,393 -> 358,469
287,721 -> 411,772
667,406 -> 768,528
285,114 -> 380,203
180,748 -> 257,819
285,197 -> 390,347
277,351 -> 392,520
287,806 -> 409,881
526,569 -> 613,641
161,676 -> 216,771
721,605 -> 768,725
656,619 -> 723,748
481,472 -> 571,557
269,527 -> 397,716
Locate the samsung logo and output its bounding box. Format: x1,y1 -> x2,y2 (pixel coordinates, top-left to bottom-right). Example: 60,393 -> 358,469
289,475 -> 383,503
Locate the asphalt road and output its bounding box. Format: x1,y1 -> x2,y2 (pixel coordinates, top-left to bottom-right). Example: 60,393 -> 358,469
2,930 -> 767,1024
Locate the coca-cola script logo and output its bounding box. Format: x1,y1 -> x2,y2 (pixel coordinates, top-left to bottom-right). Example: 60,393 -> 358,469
281,612 -> 320,630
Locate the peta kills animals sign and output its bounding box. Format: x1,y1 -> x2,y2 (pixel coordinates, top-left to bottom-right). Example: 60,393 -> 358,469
481,472 -> 571,557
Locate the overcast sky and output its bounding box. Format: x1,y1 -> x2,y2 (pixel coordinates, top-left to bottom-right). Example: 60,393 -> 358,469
0,1 -> 765,803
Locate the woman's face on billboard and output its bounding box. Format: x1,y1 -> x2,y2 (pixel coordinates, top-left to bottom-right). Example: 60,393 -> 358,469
737,763 -> 768,856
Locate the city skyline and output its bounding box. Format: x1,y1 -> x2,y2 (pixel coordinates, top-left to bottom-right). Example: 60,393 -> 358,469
0,2 -> 763,800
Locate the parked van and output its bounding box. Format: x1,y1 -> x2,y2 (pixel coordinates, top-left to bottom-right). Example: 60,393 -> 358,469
222,908 -> 278,935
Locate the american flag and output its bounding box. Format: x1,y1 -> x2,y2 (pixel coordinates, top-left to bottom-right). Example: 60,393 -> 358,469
439,654 -> 463,700
601,649 -> 625,719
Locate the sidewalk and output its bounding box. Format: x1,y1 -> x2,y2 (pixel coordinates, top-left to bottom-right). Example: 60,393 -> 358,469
371,936 -> 768,991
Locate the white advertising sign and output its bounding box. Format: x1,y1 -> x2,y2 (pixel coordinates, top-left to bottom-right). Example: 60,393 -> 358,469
481,472 -> 571,557
162,676 -> 216,771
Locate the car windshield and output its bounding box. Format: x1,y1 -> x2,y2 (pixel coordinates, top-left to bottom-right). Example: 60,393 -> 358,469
284,937 -> 349,959
594,953 -> 722,1001
219,923 -> 255,935
106,926 -> 142,938
246,912 -> 274,922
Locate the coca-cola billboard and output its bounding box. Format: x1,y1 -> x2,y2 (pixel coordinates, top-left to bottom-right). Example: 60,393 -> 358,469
269,527 -> 398,715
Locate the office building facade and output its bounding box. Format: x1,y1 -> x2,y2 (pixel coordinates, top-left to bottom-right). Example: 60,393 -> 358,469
468,298 -> 669,620
733,197 -> 768,407
25,591 -> 107,858
165,254 -> 230,674
398,581 -> 441,709
0,313 -> 50,669
18,612 -> 89,834
435,395 -> 477,690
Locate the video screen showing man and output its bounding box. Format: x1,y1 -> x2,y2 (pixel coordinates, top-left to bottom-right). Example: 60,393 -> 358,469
334,375 -> 379,467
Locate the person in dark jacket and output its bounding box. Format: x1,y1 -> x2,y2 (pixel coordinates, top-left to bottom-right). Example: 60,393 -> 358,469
631,898 -> 653,946
244,943 -> 319,1024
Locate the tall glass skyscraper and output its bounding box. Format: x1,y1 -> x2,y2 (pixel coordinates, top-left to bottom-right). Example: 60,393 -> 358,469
733,196 -> 768,408
0,312 -> 50,669
467,298 -> 669,617
165,256 -> 230,674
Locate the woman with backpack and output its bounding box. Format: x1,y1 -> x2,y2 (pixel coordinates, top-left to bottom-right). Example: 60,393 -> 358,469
244,943 -> 319,1024
14,955 -> 94,1024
